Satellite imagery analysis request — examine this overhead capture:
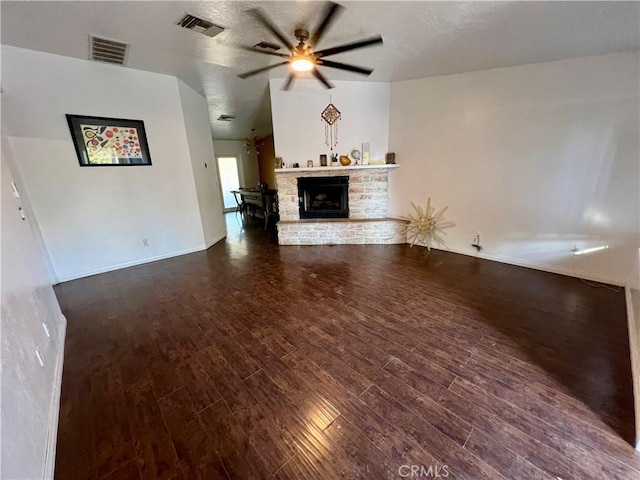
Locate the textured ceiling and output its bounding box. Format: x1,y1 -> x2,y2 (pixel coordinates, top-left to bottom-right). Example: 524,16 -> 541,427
2,1 -> 638,140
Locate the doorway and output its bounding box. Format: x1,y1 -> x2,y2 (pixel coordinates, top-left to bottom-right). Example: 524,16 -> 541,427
217,156 -> 241,212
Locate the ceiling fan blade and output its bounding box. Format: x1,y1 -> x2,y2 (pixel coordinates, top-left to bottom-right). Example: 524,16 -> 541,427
249,8 -> 294,52
317,59 -> 373,76
312,68 -> 334,89
240,45 -> 290,59
309,2 -> 344,47
315,35 -> 383,58
238,61 -> 289,79
282,74 -> 295,91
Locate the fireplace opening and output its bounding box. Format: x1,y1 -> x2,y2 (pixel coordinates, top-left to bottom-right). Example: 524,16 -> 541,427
298,176 -> 349,219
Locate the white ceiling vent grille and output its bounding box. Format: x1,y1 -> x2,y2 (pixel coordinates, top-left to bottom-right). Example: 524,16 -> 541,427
177,13 -> 226,38
89,36 -> 129,65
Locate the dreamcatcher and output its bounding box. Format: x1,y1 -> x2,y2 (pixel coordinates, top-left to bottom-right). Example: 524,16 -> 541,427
321,97 -> 341,152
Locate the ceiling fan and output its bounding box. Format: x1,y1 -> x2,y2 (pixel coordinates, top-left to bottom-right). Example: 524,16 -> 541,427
237,1 -> 383,90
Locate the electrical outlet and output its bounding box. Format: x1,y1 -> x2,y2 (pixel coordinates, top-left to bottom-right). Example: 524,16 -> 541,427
472,233 -> 483,254
35,347 -> 44,367
142,238 -> 149,247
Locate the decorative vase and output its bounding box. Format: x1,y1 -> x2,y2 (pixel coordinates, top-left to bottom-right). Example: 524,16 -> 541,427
339,155 -> 351,166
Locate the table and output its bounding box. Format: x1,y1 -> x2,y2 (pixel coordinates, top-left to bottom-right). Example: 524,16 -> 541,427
231,189 -> 278,230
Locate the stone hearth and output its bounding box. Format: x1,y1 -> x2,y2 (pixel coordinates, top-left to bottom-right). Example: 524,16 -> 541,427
275,165 -> 406,245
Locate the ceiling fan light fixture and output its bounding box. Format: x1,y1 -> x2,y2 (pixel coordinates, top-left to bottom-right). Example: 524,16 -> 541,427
291,56 -> 314,72
238,2 -> 382,89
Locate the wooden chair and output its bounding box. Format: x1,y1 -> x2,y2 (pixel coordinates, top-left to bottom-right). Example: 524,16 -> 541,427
263,191 -> 279,231
231,190 -> 246,217
232,190 -> 256,218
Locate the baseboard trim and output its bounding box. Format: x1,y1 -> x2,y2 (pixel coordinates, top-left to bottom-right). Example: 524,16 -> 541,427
205,231 -> 227,249
55,245 -> 208,283
423,244 -> 625,286
43,314 -> 67,479
625,286 -> 640,451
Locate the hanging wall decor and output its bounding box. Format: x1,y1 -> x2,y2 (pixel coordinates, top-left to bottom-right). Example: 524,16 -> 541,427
66,114 -> 152,166
401,197 -> 455,250
321,96 -> 341,152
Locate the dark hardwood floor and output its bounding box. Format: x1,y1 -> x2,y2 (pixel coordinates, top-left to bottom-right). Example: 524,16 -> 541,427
54,213 -> 638,480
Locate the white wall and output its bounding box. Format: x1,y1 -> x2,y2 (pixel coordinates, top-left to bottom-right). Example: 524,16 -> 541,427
269,78 -> 390,167
178,80 -> 226,247
1,134 -> 66,479
389,51 -> 639,285
213,139 -> 260,189
2,46 -> 213,282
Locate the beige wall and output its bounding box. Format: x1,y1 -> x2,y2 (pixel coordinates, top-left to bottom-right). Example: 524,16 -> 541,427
258,134 -> 276,189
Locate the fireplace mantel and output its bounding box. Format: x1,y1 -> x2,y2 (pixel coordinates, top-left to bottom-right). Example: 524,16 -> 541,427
275,164 -> 399,173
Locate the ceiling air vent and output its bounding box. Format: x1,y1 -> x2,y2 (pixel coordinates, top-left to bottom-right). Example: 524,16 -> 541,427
253,41 -> 281,51
177,13 -> 226,38
89,35 -> 129,65
217,115 -> 236,122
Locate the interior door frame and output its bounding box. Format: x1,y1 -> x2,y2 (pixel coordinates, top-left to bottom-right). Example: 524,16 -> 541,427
215,154 -> 244,213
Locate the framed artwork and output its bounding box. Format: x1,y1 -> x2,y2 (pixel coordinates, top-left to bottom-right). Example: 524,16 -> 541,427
66,114 -> 152,166
320,154 -> 327,166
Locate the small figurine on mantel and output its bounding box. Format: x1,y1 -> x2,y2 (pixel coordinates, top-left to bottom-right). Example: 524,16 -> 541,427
351,149 -> 362,165
339,155 -> 351,166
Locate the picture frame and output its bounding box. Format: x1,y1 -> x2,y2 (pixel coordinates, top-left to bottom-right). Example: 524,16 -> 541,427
307,160 -> 314,168
66,114 -> 152,166
320,154 -> 327,167
385,152 -> 396,164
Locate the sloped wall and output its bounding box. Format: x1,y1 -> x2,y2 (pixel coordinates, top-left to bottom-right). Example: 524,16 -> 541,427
178,80 -> 226,247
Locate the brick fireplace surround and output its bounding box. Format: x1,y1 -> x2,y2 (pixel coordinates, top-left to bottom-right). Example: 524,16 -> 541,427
275,164 -> 407,245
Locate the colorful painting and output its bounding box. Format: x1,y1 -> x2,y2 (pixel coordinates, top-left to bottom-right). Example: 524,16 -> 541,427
66,115 -> 152,166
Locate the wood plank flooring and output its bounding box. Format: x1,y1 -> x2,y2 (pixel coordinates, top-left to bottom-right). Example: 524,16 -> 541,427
54,213 -> 638,480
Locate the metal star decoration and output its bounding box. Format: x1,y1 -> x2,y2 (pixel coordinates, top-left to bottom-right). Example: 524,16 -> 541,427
401,197 -> 455,249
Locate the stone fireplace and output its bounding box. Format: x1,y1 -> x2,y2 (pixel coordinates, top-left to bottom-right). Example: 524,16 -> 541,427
275,164 -> 406,245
